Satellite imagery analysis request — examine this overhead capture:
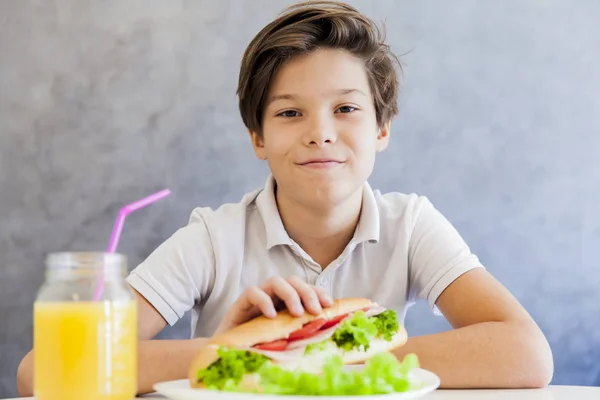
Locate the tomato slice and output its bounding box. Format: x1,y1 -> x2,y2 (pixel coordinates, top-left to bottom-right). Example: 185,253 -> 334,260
288,318 -> 327,341
253,339 -> 288,351
320,313 -> 350,329
252,312 -> 357,350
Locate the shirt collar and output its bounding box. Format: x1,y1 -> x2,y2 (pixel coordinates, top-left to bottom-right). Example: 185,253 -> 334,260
255,174 -> 380,249
354,180 -> 380,244
256,175 -> 294,249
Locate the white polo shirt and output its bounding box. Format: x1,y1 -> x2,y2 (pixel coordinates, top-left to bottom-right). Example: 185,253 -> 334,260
126,175 -> 484,339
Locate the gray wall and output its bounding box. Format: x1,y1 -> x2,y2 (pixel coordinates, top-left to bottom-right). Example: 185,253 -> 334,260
1,0 -> 599,397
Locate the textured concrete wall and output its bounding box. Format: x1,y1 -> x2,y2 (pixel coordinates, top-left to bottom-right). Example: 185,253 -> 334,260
1,0 -> 599,397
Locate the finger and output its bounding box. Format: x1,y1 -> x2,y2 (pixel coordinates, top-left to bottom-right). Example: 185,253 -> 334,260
313,286 -> 334,308
286,276 -> 324,315
215,286 -> 279,334
261,276 -> 304,317
236,286 -> 277,320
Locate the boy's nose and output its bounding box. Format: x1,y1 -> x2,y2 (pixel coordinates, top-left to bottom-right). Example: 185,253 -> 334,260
304,116 -> 337,146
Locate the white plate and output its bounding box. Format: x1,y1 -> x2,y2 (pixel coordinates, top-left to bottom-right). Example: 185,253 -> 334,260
153,367 -> 440,400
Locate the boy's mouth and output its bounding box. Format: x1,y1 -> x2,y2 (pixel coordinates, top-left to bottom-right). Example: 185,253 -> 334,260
297,159 -> 344,169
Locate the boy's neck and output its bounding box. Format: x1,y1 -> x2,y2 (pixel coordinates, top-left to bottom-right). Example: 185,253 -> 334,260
275,186 -> 363,269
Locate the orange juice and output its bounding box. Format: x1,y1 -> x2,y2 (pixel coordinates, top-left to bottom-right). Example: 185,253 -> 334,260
34,300 -> 137,400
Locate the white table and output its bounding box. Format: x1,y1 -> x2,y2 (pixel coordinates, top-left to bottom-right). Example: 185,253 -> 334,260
424,385 -> 600,399
7,385 -> 600,400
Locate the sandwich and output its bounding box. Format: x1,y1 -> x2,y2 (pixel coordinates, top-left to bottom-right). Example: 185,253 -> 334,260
188,298 -> 422,396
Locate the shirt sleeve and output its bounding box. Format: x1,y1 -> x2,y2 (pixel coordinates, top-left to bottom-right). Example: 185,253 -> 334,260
407,197 -> 485,315
126,209 -> 216,326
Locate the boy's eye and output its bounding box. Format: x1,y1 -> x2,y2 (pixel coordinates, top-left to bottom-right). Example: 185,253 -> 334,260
277,110 -> 301,118
336,106 -> 357,114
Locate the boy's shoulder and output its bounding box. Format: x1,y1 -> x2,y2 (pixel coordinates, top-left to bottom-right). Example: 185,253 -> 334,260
186,188 -> 263,227
372,188 -> 434,221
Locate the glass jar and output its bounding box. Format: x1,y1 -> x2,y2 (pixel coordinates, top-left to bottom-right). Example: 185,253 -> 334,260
33,252 -> 137,400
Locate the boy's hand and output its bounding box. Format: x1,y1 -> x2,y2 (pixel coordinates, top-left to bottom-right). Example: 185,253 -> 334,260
214,275 -> 333,335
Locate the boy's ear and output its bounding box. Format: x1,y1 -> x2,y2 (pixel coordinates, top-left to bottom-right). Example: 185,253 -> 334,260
248,129 -> 267,160
376,120 -> 391,152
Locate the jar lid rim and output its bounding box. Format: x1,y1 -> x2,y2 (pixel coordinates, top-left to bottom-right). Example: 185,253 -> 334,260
46,252 -> 127,269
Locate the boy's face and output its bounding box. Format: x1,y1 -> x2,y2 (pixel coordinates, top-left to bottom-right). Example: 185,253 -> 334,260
250,48 -> 390,208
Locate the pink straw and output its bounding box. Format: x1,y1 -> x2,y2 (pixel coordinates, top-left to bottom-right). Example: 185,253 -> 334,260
93,189 -> 171,300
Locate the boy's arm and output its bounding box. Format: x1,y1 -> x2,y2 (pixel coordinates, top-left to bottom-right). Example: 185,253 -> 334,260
393,268 -> 554,389
131,289 -> 210,394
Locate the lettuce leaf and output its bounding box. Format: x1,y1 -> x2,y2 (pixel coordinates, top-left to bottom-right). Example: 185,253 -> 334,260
331,310 -> 378,351
196,347 -> 268,389
331,309 -> 399,351
373,310 -> 400,341
255,352 -> 421,395
305,339 -> 335,354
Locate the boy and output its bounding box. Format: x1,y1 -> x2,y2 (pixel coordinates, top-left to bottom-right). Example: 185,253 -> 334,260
17,0 -> 553,395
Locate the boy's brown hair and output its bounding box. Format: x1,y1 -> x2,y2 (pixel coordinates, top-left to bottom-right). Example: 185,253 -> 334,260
237,0 -> 402,136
